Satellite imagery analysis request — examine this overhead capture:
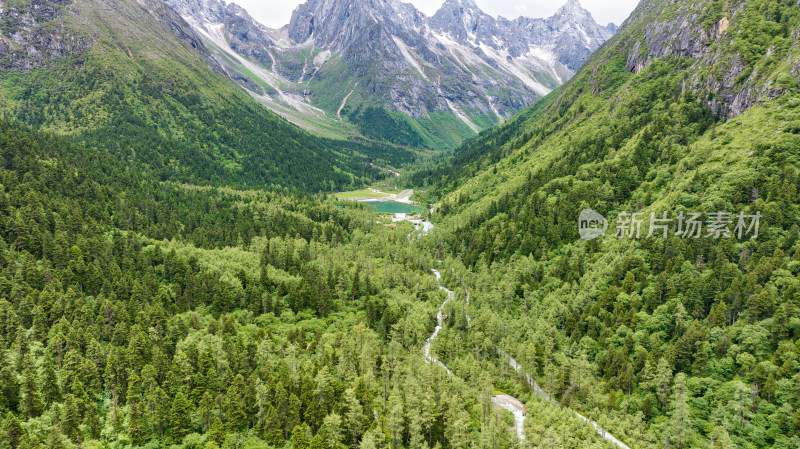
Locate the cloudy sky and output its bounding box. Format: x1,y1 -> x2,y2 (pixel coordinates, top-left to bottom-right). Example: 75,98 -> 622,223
235,0 -> 640,30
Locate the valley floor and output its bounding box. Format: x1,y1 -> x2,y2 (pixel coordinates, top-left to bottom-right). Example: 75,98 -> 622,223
335,188 -> 416,204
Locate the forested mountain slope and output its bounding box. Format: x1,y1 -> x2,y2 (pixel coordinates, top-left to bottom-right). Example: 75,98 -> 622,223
0,2 -> 619,449
0,117 -> 534,448
1,0 -> 799,448
0,0 -> 407,191
418,0 -> 800,447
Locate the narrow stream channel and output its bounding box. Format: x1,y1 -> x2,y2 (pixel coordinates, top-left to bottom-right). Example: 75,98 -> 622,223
427,269 -> 526,439
491,395 -> 526,440
495,348 -> 632,449
415,217 -> 629,448
424,269 -> 453,375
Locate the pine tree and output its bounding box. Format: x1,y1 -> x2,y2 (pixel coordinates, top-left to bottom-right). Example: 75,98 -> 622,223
286,393 -> 302,440
255,380 -> 269,435
654,358 -> 672,411
291,423 -> 312,449
343,387 -> 363,449
224,374 -> 249,430
45,425 -> 66,449
84,401 -> 102,441
0,356 -> 19,411
109,387 -> 122,443
321,413 -> 343,449
40,353 -> 61,405
445,395 -> 469,449
170,391 -> 193,440
772,302 -> 793,343
746,282 -> 776,322
2,414 -> 25,449
310,433 -> 327,449
19,362 -> 41,418
351,270 -> 361,301
208,416 -> 225,446
307,367 -> 334,430
672,302 -> 687,337
420,385 -> 436,447
359,429 -> 380,449
152,387 -> 170,436
274,381 -> 289,438
709,426 -> 734,449
61,394 -> 81,443
128,401 -> 149,445
264,406 -> 283,446
665,373 -> 692,449
728,381 -> 754,430
387,391 -> 404,449
622,272 -> 635,294
198,391 -> 215,433
707,300 -> 728,329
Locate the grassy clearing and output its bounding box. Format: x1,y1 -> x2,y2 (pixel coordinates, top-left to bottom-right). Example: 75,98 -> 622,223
335,189 -> 389,199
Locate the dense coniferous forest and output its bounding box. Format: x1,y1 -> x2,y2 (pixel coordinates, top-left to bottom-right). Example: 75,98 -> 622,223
0,0 -> 419,192
2,57 -> 410,192
417,0 -> 800,447
1,0 -> 800,448
0,119 -> 532,449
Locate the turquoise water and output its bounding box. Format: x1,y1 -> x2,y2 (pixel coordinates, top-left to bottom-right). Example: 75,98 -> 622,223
362,200 -> 425,214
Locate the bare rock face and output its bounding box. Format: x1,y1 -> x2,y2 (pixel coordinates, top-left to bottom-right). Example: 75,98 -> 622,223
0,0 -> 220,72
624,1 -> 710,73
161,0 -> 617,146
137,0 -> 222,70
621,0 -> 799,119
165,0 -> 274,67
0,0 -> 92,70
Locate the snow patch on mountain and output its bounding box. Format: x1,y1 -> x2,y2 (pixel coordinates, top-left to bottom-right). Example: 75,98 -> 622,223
163,0 -> 617,145
392,35 -> 429,81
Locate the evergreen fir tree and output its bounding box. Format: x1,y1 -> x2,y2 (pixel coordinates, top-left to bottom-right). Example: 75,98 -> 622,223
170,391 -> 193,440
665,374 -> 693,449
19,363 -> 41,419
291,423 -> 312,449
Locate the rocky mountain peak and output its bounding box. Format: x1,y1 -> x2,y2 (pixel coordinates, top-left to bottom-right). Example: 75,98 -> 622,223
288,0 -> 424,46
557,0 -> 587,14
555,0 -> 594,21
446,0 -> 480,6
429,0 -> 496,43
438,0 -> 481,14
160,0 -> 618,148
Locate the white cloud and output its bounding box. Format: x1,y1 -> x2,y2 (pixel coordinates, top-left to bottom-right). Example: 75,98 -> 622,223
233,0 -> 638,30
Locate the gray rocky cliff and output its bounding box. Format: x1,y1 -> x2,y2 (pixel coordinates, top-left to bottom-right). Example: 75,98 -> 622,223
622,0 -> 799,118
162,0 -> 618,146
0,0 -> 92,70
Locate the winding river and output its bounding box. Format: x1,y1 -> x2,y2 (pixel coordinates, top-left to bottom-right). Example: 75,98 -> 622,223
492,395 -> 526,440
423,269 -> 453,375
495,348 -> 632,449
426,269 -> 527,439
407,211 -> 630,448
